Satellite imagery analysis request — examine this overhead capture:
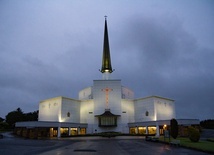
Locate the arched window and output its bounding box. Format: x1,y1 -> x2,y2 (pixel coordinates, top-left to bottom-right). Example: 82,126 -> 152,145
145,111 -> 149,116
67,112 -> 70,117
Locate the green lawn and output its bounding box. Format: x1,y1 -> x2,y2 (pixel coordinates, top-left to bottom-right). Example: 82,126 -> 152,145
159,136 -> 214,153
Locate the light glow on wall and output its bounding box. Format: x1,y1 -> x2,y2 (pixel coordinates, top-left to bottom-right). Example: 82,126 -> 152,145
155,100 -> 175,120
154,110 -> 157,121
163,124 -> 167,130
58,110 -> 62,122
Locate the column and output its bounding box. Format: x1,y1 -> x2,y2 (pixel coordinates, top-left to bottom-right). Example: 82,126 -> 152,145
145,126 -> 148,134
57,126 -> 61,138
156,123 -> 160,137
78,127 -> 81,135
68,127 -> 71,136
135,126 -> 138,134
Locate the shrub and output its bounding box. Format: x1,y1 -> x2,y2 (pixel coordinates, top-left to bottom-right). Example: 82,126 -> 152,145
170,118 -> 178,139
188,126 -> 200,142
0,122 -> 10,130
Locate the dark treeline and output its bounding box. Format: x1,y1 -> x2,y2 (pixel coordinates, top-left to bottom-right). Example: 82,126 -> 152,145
0,108 -> 38,129
200,119 -> 214,129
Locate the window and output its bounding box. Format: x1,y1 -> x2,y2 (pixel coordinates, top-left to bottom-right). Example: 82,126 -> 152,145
98,117 -> 117,127
67,112 -> 70,117
145,111 -> 149,116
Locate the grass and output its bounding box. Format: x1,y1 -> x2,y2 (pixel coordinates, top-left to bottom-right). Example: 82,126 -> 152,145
159,136 -> 214,153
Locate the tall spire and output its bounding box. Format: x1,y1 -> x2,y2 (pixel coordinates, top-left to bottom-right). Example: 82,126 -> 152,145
100,16 -> 114,75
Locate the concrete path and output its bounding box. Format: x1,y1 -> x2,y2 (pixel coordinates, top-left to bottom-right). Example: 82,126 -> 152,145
39,136 -> 209,155
0,134 -> 210,155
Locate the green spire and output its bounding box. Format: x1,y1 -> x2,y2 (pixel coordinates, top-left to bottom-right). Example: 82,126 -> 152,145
100,17 -> 114,73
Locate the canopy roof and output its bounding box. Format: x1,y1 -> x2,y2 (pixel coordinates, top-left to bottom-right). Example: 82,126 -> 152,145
95,109 -> 120,117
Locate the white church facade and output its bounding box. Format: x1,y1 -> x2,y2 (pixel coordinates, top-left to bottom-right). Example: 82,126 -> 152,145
15,18 -> 199,138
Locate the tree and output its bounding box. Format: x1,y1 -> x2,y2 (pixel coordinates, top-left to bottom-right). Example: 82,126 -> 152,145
200,119 -> 214,129
0,122 -> 9,130
23,111 -> 38,121
0,117 -> 4,122
170,118 -> 178,139
5,108 -> 24,128
5,108 -> 39,129
0,117 -> 7,130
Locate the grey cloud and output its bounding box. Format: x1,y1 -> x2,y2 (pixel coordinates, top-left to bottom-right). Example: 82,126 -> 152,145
113,15 -> 214,120
0,1 -> 213,120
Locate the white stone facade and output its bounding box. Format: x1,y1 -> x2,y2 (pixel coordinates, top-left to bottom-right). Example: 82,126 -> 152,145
39,97 -> 80,123
134,96 -> 175,122
38,79 -> 176,134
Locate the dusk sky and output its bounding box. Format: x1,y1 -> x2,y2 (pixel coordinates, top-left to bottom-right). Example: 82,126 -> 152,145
0,0 -> 213,120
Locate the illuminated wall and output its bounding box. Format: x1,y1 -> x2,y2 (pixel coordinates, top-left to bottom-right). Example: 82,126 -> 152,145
80,100 -> 94,133
93,80 -> 122,115
78,80 -> 136,134
79,87 -> 93,100
93,80 -> 122,133
121,99 -> 135,133
61,97 -> 80,123
38,80 -> 176,134
121,99 -> 135,123
38,97 -> 62,121
79,86 -> 95,133
154,98 -> 175,120
134,97 -> 155,122
38,97 -> 80,123
134,96 -> 175,122
121,86 -> 134,99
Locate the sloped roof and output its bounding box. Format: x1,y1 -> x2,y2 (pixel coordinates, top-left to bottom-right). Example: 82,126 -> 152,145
95,109 -> 120,117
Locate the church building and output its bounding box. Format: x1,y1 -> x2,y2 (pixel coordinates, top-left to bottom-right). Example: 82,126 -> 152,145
15,18 -> 199,138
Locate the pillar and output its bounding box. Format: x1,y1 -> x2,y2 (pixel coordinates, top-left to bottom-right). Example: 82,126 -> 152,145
145,126 -> 148,134
57,126 -> 61,138
78,127 -> 80,135
68,127 -> 71,136
156,124 -> 160,137
135,126 -> 138,134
